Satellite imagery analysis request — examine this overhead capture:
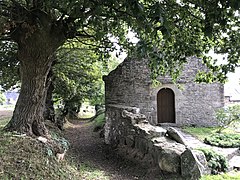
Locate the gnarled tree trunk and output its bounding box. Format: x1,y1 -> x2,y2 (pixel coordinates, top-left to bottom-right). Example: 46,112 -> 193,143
6,55 -> 53,136
5,10 -> 65,136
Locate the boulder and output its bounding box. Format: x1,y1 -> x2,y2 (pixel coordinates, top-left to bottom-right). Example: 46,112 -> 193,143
158,148 -> 181,174
167,127 -> 187,145
121,110 -> 146,124
181,148 -> 209,179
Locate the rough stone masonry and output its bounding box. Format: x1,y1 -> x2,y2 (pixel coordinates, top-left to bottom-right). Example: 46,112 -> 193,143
104,105 -> 209,179
104,56 -> 224,126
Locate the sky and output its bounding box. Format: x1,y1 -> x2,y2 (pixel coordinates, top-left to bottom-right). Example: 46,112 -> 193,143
203,51 -> 240,100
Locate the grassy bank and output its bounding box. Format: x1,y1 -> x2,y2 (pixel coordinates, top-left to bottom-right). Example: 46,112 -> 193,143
0,115 -> 109,179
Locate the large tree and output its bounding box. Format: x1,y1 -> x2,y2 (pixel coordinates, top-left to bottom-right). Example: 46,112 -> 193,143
0,0 -> 239,136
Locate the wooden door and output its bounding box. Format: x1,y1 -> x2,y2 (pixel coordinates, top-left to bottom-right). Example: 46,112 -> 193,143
157,88 -> 175,123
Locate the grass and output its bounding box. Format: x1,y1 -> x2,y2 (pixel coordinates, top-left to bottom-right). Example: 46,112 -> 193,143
78,112 -> 95,119
201,171 -> 240,180
0,115 -> 109,179
182,126 -> 218,141
182,122 -> 240,141
0,117 -> 10,128
79,162 -> 110,180
0,130 -> 81,179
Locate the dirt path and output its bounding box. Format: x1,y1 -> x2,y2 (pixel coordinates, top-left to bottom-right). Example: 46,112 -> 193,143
64,120 -> 159,180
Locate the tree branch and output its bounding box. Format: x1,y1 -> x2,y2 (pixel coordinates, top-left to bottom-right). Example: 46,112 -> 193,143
0,36 -> 12,41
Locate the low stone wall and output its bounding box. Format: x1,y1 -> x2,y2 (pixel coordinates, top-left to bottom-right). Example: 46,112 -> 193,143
105,104 -> 209,179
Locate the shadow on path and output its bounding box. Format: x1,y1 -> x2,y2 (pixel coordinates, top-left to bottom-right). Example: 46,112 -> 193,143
64,120 -> 156,180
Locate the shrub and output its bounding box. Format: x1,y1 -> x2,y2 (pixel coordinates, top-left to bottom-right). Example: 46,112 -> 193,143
198,148 -> 228,175
215,105 -> 240,133
93,113 -> 105,132
204,133 -> 240,148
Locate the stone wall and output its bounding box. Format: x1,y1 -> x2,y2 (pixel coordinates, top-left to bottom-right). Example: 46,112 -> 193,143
104,56 -> 224,126
105,105 -> 209,179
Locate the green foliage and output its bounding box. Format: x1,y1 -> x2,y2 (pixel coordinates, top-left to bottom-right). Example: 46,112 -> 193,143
93,113 -> 105,132
204,133 -> 240,148
46,147 -> 54,157
201,171 -> 240,180
54,44 -> 119,117
215,105 -> 240,133
1,0 -> 240,84
0,41 -> 19,90
50,131 -> 70,151
198,148 -> 228,175
53,49 -> 95,114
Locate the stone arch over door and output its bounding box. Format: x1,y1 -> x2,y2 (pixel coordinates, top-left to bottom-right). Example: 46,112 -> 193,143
157,88 -> 176,123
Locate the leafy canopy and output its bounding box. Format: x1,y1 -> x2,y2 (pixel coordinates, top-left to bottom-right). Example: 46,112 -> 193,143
0,0 -> 240,82
0,41 -> 19,90
53,41 -> 117,109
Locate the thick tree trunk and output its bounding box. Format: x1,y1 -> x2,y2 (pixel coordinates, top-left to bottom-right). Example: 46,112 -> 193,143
5,58 -> 52,136
4,9 -> 66,136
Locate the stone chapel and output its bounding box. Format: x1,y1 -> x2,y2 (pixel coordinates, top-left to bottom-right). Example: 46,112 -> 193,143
104,56 -> 224,127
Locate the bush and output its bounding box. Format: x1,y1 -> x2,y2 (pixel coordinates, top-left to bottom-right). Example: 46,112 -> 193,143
216,105 -> 240,133
93,113 -> 105,132
198,148 -> 228,175
204,133 -> 240,148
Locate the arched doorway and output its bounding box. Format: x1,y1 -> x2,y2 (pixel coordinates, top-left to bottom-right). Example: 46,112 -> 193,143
157,88 -> 175,123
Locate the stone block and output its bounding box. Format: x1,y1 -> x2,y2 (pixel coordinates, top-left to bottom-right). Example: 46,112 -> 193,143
149,126 -> 167,137
229,155 -> 240,170
158,148 -> 181,174
167,127 -> 187,145
181,149 -> 209,179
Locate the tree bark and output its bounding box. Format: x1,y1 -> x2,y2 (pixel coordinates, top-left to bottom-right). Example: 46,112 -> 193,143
44,67 -> 55,123
5,57 -> 53,136
4,10 -> 66,136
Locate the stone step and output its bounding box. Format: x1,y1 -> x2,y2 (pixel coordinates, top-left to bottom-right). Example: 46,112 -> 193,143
174,128 -> 240,161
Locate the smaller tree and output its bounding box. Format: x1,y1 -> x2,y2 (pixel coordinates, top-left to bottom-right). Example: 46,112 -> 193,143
53,42 -> 107,119
216,105 -> 240,133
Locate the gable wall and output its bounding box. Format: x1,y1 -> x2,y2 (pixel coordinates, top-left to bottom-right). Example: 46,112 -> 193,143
104,58 -> 153,117
104,57 -> 224,126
